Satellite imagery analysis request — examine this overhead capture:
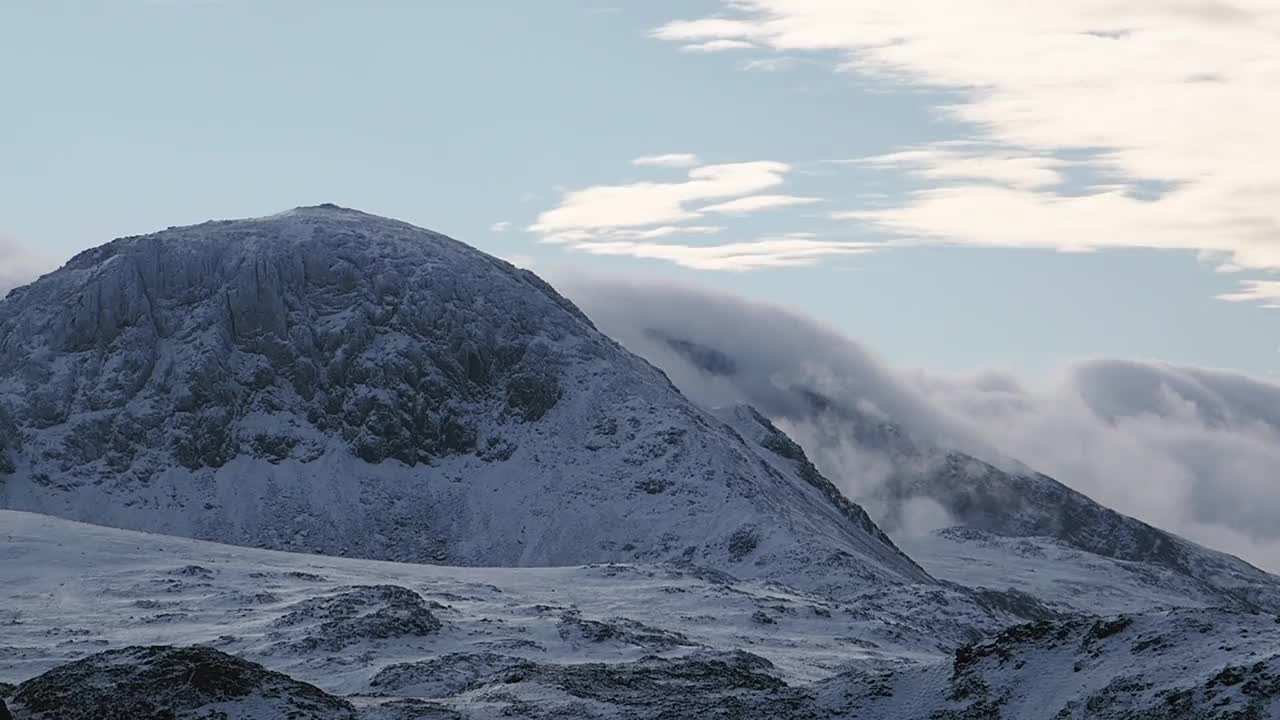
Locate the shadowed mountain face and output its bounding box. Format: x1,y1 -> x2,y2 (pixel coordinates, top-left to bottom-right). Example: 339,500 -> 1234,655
0,205 -> 927,592
652,334 -> 1280,613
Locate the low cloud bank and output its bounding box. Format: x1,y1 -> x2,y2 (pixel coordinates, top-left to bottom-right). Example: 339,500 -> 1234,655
562,275 -> 1280,571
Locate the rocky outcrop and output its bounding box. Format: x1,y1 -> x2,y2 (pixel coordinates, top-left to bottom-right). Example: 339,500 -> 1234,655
6,645 -> 357,720
270,584 -> 442,652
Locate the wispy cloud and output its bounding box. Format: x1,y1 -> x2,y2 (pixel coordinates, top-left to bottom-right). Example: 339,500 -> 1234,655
851,147 -> 1068,191
490,221 -> 513,232
531,157 -> 862,270
655,1 -> 1280,302
568,235 -> 873,271
1218,280 -> 1280,309
681,39 -> 757,53
632,153 -> 702,168
531,160 -> 791,233
699,194 -> 821,214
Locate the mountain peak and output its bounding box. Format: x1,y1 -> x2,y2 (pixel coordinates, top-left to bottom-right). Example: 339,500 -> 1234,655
0,210 -> 928,593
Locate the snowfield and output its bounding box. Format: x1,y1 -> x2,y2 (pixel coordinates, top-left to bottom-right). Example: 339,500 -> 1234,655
3,510 -> 1279,719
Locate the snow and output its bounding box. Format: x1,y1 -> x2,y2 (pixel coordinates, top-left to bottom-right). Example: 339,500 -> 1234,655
0,510 -> 953,709
3,509 -> 1278,718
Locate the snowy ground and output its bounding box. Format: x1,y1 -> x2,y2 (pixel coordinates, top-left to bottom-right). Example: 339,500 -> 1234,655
0,510 -> 952,712
5,510 -> 1278,719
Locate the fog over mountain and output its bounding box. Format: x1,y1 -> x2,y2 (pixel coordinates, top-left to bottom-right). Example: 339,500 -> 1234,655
562,276 -> 1280,571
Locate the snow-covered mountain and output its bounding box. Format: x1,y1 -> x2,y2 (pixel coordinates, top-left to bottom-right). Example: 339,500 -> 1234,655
0,205 -> 927,595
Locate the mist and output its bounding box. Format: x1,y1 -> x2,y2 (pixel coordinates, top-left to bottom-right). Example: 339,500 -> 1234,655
560,274 -> 1280,572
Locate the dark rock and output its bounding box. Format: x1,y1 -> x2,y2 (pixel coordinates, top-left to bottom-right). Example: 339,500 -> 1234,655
273,585 -> 442,651
7,645 -> 356,720
556,611 -> 693,650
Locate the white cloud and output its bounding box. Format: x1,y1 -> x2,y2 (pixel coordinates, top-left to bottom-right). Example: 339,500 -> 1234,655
681,39 -> 757,53
1218,280 -> 1280,309
568,235 -> 874,271
854,147 -> 1067,190
739,56 -> 799,72
531,161 -> 790,233
531,159 -> 844,270
700,194 -> 821,214
564,277 -> 1280,571
490,221 -> 513,232
539,225 -> 726,244
632,153 -> 702,168
655,1 -> 1280,293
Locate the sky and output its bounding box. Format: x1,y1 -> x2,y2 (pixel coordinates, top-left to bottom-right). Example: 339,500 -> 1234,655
1,1 -> 1278,377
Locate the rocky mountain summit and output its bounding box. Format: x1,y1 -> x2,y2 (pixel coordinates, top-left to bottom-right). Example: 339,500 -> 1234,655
0,205 -> 925,593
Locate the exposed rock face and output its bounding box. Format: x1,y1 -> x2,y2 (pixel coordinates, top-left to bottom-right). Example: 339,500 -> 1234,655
371,650 -> 815,719
270,584 -> 443,652
6,645 -> 357,720
0,205 -> 927,593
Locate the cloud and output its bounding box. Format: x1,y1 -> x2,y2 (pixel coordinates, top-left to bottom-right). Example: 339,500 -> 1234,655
531,161 -> 790,233
566,235 -> 874,271
490,221 -> 513,232
0,236 -> 52,297
700,194 -> 822,214
681,39 -> 757,53
1218,280 -> 1280,309
655,1 -> 1280,299
738,56 -> 800,72
539,225 -> 726,245
851,147 -> 1068,190
562,276 -> 1280,571
632,153 -> 702,168
531,159 -> 859,270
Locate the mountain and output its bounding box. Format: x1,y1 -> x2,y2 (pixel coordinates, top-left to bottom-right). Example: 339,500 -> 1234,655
0,204 -> 927,594
647,334 -> 1280,614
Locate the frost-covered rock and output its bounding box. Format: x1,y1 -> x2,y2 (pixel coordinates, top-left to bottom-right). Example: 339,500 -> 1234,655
270,584 -> 442,651
816,609 -> 1280,719
0,205 -> 926,594
6,645 -> 357,720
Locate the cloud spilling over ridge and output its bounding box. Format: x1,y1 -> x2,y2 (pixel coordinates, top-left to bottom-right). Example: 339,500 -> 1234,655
654,1 -> 1280,305
561,275 -> 1280,571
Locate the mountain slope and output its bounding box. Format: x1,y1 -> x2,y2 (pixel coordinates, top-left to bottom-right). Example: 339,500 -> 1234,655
0,205 -> 926,593
787,390 -> 1280,613
816,610 -> 1280,719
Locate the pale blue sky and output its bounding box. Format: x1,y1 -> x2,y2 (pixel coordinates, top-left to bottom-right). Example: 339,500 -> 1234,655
2,1 -> 1275,377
